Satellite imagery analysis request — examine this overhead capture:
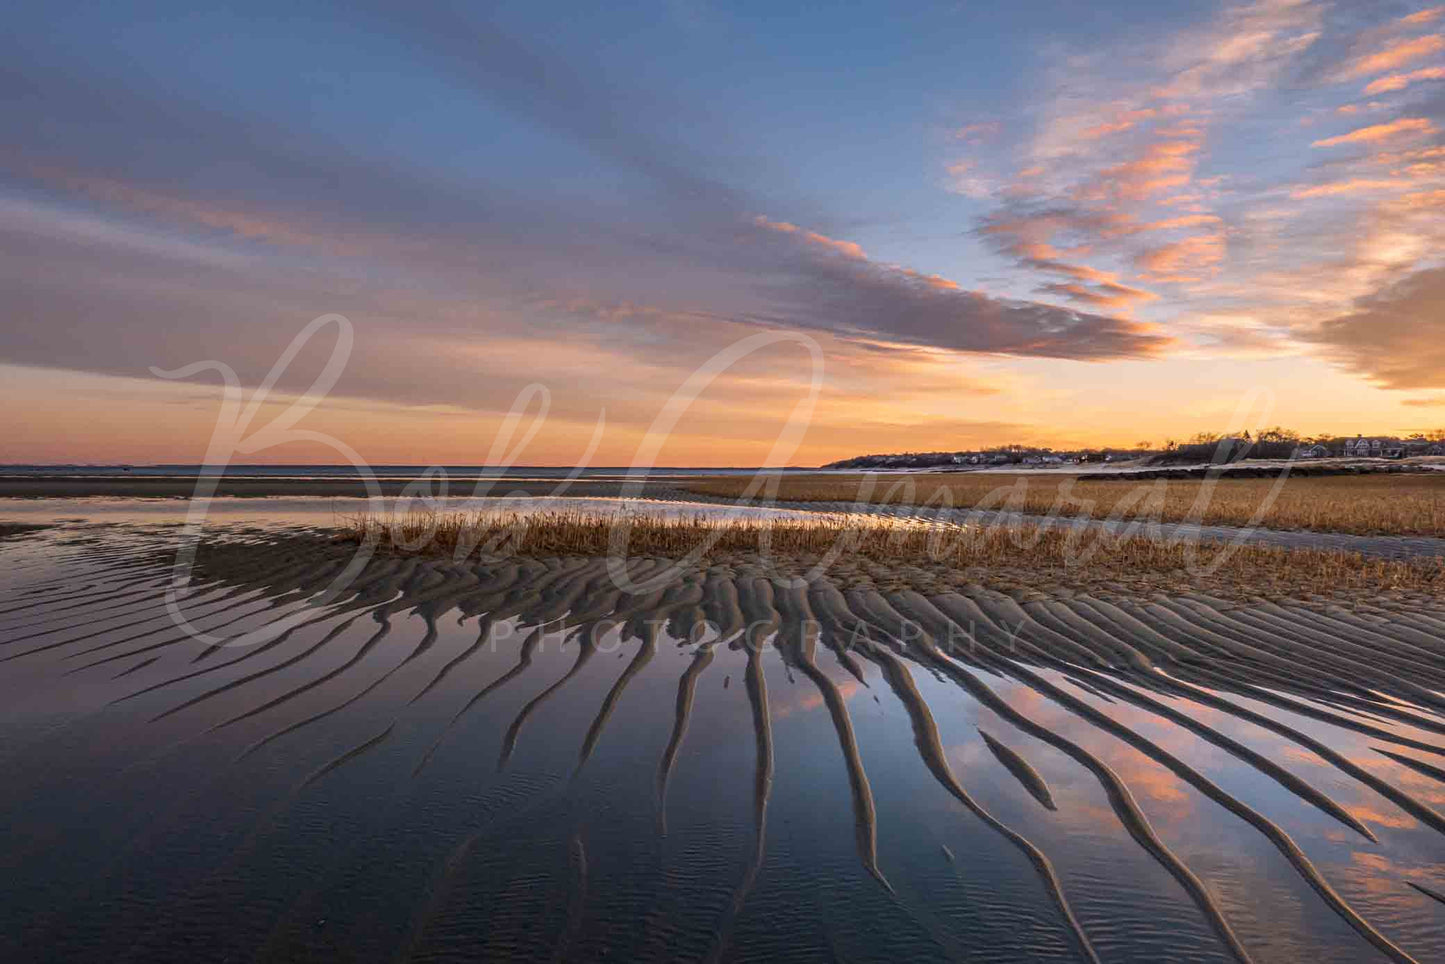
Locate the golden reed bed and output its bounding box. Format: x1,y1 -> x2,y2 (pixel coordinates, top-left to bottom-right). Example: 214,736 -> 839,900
341,509 -> 1445,602
677,471 -> 1445,537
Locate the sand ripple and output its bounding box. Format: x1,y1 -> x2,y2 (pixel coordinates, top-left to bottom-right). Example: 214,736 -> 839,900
3,523 -> 1445,962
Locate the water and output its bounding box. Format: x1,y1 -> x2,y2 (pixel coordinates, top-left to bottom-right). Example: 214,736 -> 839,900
0,464 -> 818,479
0,495 -> 840,528
2,518 -> 1445,963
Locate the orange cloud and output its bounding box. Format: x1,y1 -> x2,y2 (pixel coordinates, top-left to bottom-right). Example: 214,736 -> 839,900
751,215 -> 867,259
1291,178 -> 1405,198
900,268 -> 962,291
1336,101 -> 1388,114
1396,160 -> 1445,178
1402,188 -> 1445,206
1372,144 -> 1445,163
1369,145 -> 1445,183
1055,263 -> 1116,283
1155,124 -> 1204,138
992,238 -> 1118,283
1401,7 -> 1444,26
1159,192 -> 1205,207
1364,64 -> 1445,93
1126,213 -> 1223,234
1134,232 -> 1225,282
1084,140 -> 1201,201
1338,34 -> 1445,79
1032,258 -> 1116,283
1039,280 -> 1158,309
1080,108 -> 1162,140
1311,117 -> 1436,147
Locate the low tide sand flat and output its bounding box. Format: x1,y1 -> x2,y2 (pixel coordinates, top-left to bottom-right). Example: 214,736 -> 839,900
6,468 -> 1444,538
2,508 -> 1445,963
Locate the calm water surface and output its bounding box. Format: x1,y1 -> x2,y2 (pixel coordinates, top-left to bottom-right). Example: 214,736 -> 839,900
0,495 -> 833,527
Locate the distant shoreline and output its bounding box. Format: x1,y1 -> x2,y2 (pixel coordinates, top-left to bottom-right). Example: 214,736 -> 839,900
0,476 -> 687,499
0,457 -> 1438,499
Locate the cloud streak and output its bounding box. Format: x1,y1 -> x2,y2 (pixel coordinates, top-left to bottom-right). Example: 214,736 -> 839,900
750,217 -> 1171,360
1335,34 -> 1444,81
1363,65 -> 1445,94
1312,117 -> 1436,147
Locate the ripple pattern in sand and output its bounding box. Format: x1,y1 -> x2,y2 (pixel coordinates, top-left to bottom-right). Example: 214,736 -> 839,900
3,524 -> 1445,963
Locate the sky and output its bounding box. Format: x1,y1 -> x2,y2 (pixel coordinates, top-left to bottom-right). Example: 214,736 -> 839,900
3,0 -> 1445,466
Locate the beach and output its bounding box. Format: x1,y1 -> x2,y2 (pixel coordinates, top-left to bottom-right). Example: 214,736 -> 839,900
3,483 -> 1445,962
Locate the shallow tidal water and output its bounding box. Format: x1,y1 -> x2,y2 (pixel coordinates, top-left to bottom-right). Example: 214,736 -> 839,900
0,493 -> 833,528
3,517 -> 1445,963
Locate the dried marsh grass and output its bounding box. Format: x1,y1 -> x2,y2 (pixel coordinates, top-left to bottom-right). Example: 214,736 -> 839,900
679,471 -> 1445,537
341,509 -> 1445,598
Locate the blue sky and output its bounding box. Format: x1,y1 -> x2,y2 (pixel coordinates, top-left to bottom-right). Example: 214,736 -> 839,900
4,1 -> 1444,464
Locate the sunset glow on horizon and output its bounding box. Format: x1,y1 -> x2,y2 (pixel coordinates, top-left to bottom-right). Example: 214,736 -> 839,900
5,0 -> 1445,466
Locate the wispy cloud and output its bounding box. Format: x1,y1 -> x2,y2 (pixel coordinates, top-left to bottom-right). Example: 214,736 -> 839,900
1363,65 -> 1445,94
750,215 -> 1171,359
1079,140 -> 1202,202
943,161 -> 998,199
1402,7 -> 1444,27
751,216 -> 867,260
1134,233 -> 1227,283
1312,117 -> 1436,146
946,0 -> 1445,381
1333,34 -> 1444,80
1037,280 -> 1158,310
1290,177 -> 1406,197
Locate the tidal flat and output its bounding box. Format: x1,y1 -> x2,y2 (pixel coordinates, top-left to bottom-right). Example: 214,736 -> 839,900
3,505 -> 1445,963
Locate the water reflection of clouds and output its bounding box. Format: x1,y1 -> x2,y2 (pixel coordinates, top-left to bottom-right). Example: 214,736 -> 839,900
771,679 -> 863,721
9,523 -> 1445,962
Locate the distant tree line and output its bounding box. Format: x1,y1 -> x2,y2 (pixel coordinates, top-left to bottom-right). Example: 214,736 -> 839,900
822,427 -> 1445,469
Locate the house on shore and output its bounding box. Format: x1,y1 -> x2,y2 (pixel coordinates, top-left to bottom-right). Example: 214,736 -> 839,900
1344,436 -> 1406,458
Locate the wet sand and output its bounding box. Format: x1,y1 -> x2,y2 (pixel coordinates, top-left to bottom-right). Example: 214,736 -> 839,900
0,522 -> 50,540
3,519 -> 1445,962
9,473 -> 1443,562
